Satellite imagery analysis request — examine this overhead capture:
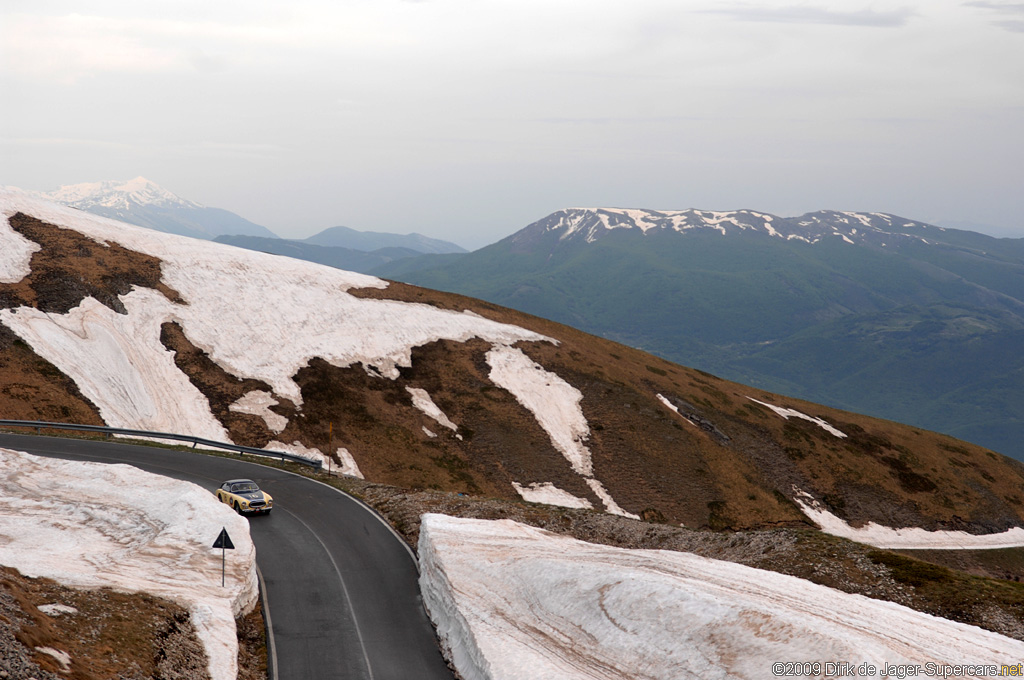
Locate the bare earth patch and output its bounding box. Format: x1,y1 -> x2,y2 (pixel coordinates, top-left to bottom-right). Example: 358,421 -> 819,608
0,565 -> 267,680
348,278 -> 1024,533
0,566 -> 208,680
0,213 -> 182,314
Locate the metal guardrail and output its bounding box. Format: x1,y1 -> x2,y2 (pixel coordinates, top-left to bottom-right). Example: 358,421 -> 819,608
0,419 -> 321,468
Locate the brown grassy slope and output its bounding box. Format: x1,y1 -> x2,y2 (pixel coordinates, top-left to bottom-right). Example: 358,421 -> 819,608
1,211 -> 1021,533
0,566 -> 209,680
350,280 -> 1024,532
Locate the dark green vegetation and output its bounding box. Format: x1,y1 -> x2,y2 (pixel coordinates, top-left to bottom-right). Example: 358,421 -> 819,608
373,210 -> 1024,461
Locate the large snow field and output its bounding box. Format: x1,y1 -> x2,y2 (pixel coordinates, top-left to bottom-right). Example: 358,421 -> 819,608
419,514 -> 1024,680
0,448 -> 257,680
0,189 -> 552,465
0,188 -> 644,517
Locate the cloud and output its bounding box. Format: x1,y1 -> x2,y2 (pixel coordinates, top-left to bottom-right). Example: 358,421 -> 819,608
699,4 -> 917,28
965,1 -> 1024,31
964,1 -> 1024,13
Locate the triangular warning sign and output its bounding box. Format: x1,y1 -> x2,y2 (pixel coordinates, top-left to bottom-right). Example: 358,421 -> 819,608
212,527 -> 235,550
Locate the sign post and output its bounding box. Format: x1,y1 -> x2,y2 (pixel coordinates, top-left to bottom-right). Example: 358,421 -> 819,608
212,527 -> 235,587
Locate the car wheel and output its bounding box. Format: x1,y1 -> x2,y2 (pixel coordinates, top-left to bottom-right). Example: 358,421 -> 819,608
234,501 -> 242,514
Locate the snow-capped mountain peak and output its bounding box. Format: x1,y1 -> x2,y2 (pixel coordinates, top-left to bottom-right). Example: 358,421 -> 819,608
35,178 -> 278,240
524,207 -> 936,248
46,177 -> 200,211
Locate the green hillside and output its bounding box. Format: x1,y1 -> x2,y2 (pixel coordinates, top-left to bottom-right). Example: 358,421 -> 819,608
373,211 -> 1024,460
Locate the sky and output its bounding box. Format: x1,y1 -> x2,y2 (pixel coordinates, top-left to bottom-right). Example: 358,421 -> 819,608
1,0 -> 1022,248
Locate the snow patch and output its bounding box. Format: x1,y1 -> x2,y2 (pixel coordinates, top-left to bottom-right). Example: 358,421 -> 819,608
407,387 -> 459,432
265,440 -> 326,468
423,426 -> 437,438
36,647 -> 72,672
657,393 -> 697,427
585,478 -> 639,519
486,344 -> 637,518
334,447 -> 364,478
486,345 -> 593,476
793,490 -> 1024,549
229,390 -> 288,434
0,213 -> 38,283
0,448 -> 257,680
419,515 -> 1024,680
511,482 -> 593,509
747,397 -> 847,438
38,603 -> 79,616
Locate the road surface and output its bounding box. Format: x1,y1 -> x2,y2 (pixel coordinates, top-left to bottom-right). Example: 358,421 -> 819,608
0,432 -> 455,680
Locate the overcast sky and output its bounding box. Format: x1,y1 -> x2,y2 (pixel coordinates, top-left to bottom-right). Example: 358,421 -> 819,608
2,0 -> 1022,247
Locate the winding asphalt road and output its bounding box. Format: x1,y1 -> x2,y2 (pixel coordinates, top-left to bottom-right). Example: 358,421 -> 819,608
0,432 -> 455,680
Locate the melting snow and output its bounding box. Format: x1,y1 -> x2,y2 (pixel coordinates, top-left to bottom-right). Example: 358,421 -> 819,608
747,397 -> 847,438
486,345 -> 637,518
657,393 -> 697,427
0,189 -> 550,436
407,387 -> 459,432
264,440 -> 328,467
0,214 -> 38,283
0,448 -> 256,680
486,345 -> 593,476
419,515 -> 1024,680
334,447 -> 364,478
793,490 -> 1024,549
36,647 -> 72,672
228,390 -> 288,434
0,291 -> 230,440
511,482 -> 593,509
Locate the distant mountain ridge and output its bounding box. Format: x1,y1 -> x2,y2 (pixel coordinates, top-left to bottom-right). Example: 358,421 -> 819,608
306,224 -> 466,254
213,234 -> 425,274
515,207 -> 963,249
376,207 -> 1024,461
42,177 -> 279,241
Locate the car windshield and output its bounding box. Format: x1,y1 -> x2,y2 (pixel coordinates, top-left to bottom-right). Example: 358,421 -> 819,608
232,483 -> 258,493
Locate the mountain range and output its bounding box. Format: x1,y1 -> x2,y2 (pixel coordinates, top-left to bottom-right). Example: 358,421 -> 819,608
3,189 -> 1023,535
373,208 -> 1024,462
40,177 -> 467,264
2,189 -> 1024,673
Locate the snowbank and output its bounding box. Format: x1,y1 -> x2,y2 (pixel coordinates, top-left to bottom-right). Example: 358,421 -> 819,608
794,490 -> 1024,549
419,514 -> 1024,680
0,448 -> 258,680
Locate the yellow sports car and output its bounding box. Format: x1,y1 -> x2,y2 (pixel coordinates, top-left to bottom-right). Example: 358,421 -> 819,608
216,479 -> 273,515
